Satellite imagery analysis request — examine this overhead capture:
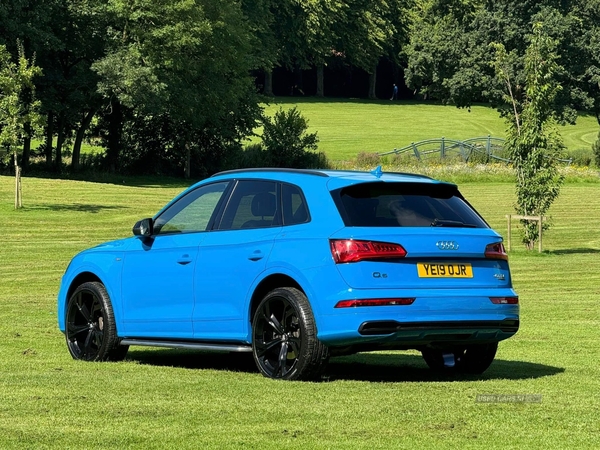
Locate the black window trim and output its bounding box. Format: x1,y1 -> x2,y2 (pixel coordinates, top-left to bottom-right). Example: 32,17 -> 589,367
152,180 -> 233,236
205,178 -> 313,231
280,181 -> 311,226
330,181 -> 490,229
213,178 -> 282,231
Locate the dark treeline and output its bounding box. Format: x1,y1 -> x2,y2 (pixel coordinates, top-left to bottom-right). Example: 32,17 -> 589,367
1,0 -> 599,177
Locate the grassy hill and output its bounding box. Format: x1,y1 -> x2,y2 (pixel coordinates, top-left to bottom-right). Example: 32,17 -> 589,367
1,175 -> 600,448
262,98 -> 599,161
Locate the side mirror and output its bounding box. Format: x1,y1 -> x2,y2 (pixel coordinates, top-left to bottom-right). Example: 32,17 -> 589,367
133,218 -> 154,237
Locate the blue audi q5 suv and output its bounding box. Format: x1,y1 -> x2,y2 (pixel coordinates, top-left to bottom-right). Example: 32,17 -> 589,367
57,168 -> 519,380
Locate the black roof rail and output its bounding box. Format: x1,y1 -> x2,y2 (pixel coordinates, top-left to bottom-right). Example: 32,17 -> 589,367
210,168 -> 329,178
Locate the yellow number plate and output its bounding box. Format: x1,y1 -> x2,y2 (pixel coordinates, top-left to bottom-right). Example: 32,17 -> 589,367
417,262 -> 473,278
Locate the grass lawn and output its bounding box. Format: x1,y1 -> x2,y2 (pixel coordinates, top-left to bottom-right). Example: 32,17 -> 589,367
262,98 -> 599,161
1,173 -> 600,448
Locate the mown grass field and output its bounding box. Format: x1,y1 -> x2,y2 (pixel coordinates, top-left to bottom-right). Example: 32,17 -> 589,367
262,98 -> 599,160
1,172 -> 599,449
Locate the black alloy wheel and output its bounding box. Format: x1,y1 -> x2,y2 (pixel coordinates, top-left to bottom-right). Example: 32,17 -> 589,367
65,281 -> 128,362
252,287 -> 328,381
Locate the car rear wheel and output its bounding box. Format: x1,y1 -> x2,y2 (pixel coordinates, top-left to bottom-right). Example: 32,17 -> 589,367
422,342 -> 498,374
252,287 -> 329,380
65,281 -> 128,362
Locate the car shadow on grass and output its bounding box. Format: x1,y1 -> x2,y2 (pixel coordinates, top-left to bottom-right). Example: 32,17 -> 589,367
326,353 -> 564,382
127,349 -> 564,383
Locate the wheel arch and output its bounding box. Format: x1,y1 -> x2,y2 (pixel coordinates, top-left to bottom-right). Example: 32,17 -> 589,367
66,272 -> 103,301
58,268 -> 120,333
249,274 -> 305,325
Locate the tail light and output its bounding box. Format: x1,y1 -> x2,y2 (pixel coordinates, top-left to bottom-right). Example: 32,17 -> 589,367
335,298 -> 415,308
485,242 -> 508,260
330,239 -> 407,263
490,297 -> 519,304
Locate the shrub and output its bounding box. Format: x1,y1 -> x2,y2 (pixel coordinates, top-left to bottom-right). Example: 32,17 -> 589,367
355,152 -> 381,168
261,107 -> 320,168
569,148 -> 593,167
593,130 -> 600,168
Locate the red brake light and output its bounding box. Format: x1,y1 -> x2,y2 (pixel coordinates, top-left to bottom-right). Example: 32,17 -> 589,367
485,242 -> 508,260
490,297 -> 519,304
330,239 -> 407,263
335,298 -> 415,308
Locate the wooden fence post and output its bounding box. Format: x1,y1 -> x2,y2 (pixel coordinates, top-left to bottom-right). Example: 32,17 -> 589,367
505,214 -> 545,253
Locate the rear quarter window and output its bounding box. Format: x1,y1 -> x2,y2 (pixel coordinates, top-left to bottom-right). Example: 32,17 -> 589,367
331,182 -> 488,228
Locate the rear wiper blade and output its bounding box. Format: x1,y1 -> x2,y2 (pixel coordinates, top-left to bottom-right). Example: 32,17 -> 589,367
430,218 -> 477,228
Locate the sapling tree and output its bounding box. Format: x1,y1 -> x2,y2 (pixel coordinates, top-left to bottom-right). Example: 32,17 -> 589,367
492,22 -> 565,249
0,42 -> 43,208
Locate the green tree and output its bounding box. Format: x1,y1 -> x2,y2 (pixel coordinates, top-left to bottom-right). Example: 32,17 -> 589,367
0,42 -> 42,208
93,0 -> 261,177
493,23 -> 565,249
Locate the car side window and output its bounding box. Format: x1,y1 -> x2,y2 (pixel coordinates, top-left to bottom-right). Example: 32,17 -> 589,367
218,180 -> 279,230
154,182 -> 229,235
282,183 -> 309,225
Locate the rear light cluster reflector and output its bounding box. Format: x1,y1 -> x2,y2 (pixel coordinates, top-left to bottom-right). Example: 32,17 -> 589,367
490,297 -> 519,304
335,298 -> 415,308
330,239 -> 407,263
485,242 -> 508,260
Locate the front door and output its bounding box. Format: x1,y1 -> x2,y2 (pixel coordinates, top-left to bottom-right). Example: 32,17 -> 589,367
120,181 -> 229,338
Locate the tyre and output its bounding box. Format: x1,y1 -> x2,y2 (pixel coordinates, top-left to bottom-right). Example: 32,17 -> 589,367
421,342 -> 498,374
252,287 -> 329,380
455,343 -> 498,374
65,281 -> 129,362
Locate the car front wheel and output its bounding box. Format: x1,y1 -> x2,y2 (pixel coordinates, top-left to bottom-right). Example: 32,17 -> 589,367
65,281 -> 128,362
252,287 -> 329,380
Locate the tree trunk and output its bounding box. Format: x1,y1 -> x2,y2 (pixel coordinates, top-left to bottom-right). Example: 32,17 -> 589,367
55,112 -> 65,171
45,111 -> 54,168
21,122 -> 31,171
184,140 -> 191,179
368,64 -> 377,100
72,109 -> 96,171
14,150 -> 22,209
106,99 -> 123,173
263,70 -> 273,96
316,63 -> 324,97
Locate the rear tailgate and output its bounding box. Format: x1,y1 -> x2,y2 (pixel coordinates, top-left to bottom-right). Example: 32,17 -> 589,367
329,227 -> 511,290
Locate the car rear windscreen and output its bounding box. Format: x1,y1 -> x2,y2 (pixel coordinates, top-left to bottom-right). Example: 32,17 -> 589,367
331,182 -> 488,228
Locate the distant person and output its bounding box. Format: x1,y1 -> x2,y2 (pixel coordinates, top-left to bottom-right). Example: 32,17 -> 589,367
290,84 -> 305,96
391,84 -> 398,100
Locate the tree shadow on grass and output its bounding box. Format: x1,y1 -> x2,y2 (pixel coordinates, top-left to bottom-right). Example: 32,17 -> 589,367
549,248 -> 600,255
24,172 -> 192,189
26,203 -> 129,213
128,348 -> 564,383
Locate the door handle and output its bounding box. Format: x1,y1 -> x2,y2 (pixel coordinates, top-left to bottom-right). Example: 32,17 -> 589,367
177,254 -> 193,265
248,250 -> 264,261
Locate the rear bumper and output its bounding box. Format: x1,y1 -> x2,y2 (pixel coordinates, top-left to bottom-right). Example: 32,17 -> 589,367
358,319 -> 519,335
315,293 -> 520,348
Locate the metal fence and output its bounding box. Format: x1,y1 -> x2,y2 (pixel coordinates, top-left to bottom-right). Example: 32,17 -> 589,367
379,135 -> 573,165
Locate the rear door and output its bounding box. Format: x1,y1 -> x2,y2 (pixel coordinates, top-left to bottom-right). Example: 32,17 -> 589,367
193,180 -> 281,341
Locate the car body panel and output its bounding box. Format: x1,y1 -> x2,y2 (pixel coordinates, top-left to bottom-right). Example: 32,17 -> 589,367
193,226 -> 280,341
120,233 -> 203,339
58,168 -> 519,359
